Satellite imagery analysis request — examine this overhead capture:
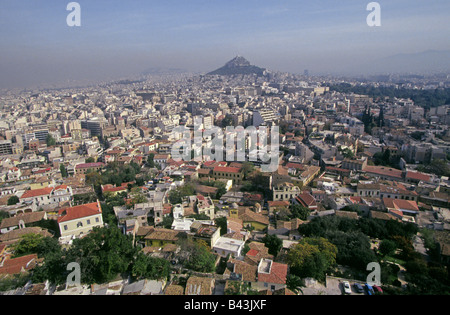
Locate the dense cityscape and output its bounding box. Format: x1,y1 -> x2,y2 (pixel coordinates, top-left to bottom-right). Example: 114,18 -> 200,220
0,54 -> 449,298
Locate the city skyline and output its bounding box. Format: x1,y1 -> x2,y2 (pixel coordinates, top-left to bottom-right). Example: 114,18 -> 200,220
0,0 -> 449,89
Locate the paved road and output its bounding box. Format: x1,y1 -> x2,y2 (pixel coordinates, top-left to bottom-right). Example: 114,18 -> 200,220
413,234 -> 429,261
301,277 -> 367,295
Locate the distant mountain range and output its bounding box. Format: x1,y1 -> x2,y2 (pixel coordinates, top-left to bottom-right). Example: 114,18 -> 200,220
141,67 -> 189,76
207,56 -> 266,76
348,50 -> 450,76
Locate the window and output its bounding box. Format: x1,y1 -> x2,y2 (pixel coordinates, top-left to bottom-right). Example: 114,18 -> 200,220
95,217 -> 99,223
64,225 -> 68,231
87,219 -> 91,225
77,222 -> 83,228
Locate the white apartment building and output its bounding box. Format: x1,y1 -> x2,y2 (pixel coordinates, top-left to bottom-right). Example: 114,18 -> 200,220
273,182 -> 301,201
58,201 -> 104,239
20,185 -> 73,207
252,109 -> 277,127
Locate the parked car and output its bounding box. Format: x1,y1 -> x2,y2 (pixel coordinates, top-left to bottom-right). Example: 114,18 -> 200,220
365,283 -> 374,295
373,285 -> 383,294
342,281 -> 352,294
353,283 -> 364,293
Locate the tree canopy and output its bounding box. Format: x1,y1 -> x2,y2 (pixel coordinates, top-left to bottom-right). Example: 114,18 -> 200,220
287,237 -> 337,281
132,252 -> 170,280
298,216 -> 418,269
262,234 -> 282,257
182,240 -> 216,273
329,84 -> 450,109
7,195 -> 20,206
32,226 -> 138,285
168,184 -> 195,204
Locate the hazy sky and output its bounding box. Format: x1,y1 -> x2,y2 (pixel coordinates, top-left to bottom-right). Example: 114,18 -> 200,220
1,0 -> 449,89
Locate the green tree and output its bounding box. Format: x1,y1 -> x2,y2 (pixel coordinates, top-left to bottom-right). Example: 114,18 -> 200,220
379,239 -> 398,257
161,215 -> 174,229
0,211 -> 9,225
287,237 -> 337,281
184,241 -> 216,273
324,230 -> 376,270
64,226 -> 137,285
85,171 -> 102,187
7,195 -> 20,206
60,164 -> 68,178
341,147 -> 355,159
12,234 -> 45,258
241,162 -> 255,180
214,181 -> 227,199
168,184 -> 195,204
262,234 -> 282,257
129,187 -> 149,207
241,242 -> 250,256
147,153 -> 155,168
286,274 -> 305,295
46,134 -> 56,146
417,159 -> 450,177
132,252 -> 170,280
12,234 -> 61,262
215,217 -> 228,236
410,131 -> 424,141
290,204 -> 310,221
221,114 -> 234,128
224,281 -> 246,295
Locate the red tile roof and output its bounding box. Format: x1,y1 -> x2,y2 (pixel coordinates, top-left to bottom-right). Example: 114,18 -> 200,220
389,209 -> 404,218
0,254 -> 38,275
214,166 -> 242,174
383,198 -> 419,212
247,249 -> 260,257
257,261 -> 288,285
267,201 -> 290,207
105,186 -> 127,193
285,163 -> 305,170
406,171 -> 431,182
76,162 -> 104,169
57,202 -> 101,223
20,187 -> 53,199
54,185 -> 68,191
363,165 -> 403,179
240,210 -> 269,225
296,193 -> 317,209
